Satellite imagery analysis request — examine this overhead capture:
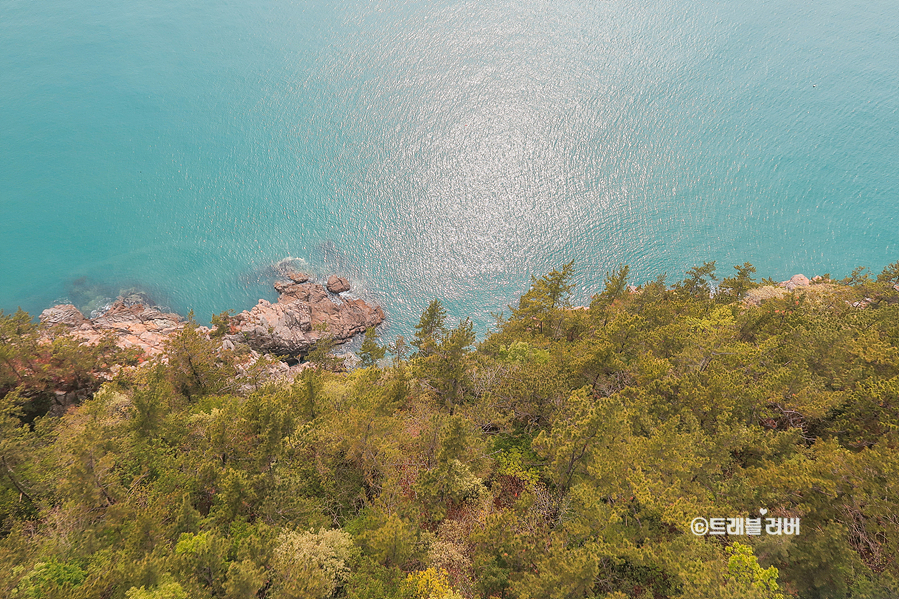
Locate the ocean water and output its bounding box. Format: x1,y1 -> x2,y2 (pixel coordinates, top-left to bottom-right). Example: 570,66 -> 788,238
1,0 -> 897,337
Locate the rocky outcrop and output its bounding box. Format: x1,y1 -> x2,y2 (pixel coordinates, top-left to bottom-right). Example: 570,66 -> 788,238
227,274 -> 384,357
40,300 -> 185,356
326,276 -> 351,293
40,304 -> 89,327
744,286 -> 789,306
39,272 -> 385,360
744,274 -> 815,306
780,274 -> 810,291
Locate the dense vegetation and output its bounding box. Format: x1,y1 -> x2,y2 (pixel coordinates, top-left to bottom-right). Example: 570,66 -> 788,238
3,261 -> 899,599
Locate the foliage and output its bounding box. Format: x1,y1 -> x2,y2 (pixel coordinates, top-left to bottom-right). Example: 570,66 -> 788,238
3,261 -> 899,598
405,568 -> 464,599
358,328 -> 387,368
718,262 -> 759,301
497,341 -> 550,365
126,581 -> 189,599
164,313 -> 237,400
727,543 -> 785,599
0,308 -> 136,421
271,528 -> 357,598
511,260 -> 576,336
413,300 -> 447,358
677,260 -> 718,298
13,559 -> 86,598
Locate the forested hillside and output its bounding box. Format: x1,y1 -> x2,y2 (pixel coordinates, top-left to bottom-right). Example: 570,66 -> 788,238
3,261 -> 899,599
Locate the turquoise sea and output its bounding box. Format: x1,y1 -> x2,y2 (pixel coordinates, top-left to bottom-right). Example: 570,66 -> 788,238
1,0 -> 897,336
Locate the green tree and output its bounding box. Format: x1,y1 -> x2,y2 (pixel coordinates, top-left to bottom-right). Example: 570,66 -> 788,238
354,512 -> 422,569
293,368 -> 323,420
533,386 -> 621,493
404,568 -> 463,599
512,261 -> 576,335
224,560 -> 267,599
877,260 -> 899,285
164,313 -> 236,401
1,308 -> 132,421
174,531 -> 230,596
844,266 -> 872,287
718,262 -> 758,301
210,309 -> 236,338
726,542 -> 785,599
591,265 -> 630,313
306,332 -> 343,371
0,391 -> 40,518
431,319 -> 476,411
15,559 -> 87,599
413,301 -> 447,358
126,581 -> 189,599
678,261 -> 718,299
386,335 -> 408,367
358,328 -> 387,368
271,528 -> 357,599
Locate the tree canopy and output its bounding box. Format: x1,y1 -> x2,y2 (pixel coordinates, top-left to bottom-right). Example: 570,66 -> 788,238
3,261 -> 899,598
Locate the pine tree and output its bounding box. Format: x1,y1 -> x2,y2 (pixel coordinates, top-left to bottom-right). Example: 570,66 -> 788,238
512,261 -> 576,335
357,328 -> 386,368
718,262 -> 758,301
413,300 -> 447,357
677,260 -> 718,299
432,319 -> 476,412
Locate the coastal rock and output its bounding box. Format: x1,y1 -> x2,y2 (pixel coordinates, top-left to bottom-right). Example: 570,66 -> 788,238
229,279 -> 383,357
91,301 -> 183,334
326,276 -> 351,294
39,275 -> 383,360
287,271 -> 310,283
336,352 -> 361,370
228,300 -> 313,355
780,274 -> 810,291
40,300 -> 185,356
40,304 -> 89,327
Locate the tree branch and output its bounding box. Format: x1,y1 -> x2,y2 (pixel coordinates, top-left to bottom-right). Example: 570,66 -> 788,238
1,455 -> 34,504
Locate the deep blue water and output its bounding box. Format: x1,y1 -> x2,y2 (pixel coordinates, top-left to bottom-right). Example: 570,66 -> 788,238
2,0 -> 897,336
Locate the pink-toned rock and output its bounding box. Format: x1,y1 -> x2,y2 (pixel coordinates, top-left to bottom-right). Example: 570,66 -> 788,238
228,278 -> 384,357
40,300 -> 185,357
780,274 -> 810,291
39,274 -> 384,360
287,271 -> 310,283
326,276 -> 351,294
39,304 -> 88,327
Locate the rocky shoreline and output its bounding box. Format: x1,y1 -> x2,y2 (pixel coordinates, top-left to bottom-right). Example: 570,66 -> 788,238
39,270 -> 890,362
39,272 -> 385,360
